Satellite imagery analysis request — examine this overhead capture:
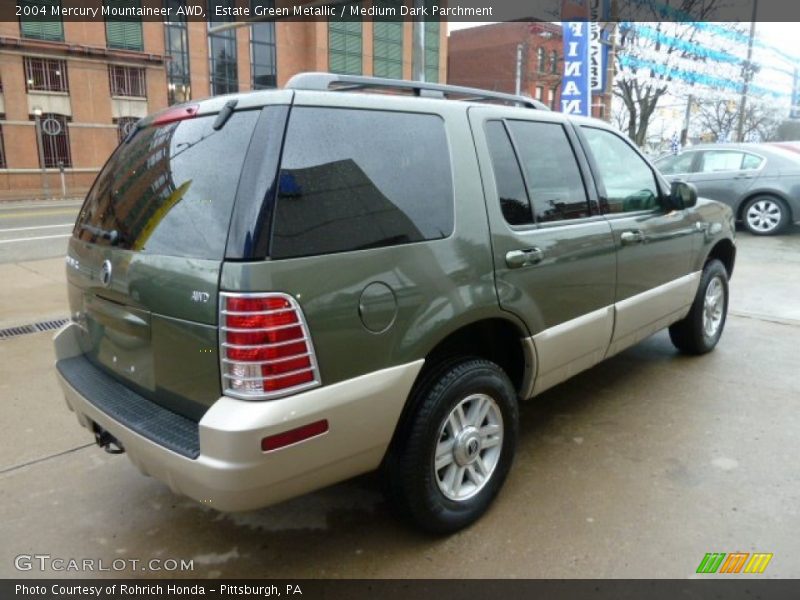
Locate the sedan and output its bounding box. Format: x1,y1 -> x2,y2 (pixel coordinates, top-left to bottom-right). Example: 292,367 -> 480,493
655,143 -> 800,235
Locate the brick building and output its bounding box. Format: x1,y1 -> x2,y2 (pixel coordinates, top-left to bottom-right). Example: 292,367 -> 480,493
448,22 -> 564,110
0,0 -> 447,200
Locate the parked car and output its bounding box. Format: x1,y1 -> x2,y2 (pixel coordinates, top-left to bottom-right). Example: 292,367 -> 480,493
54,73 -> 736,533
655,143 -> 800,235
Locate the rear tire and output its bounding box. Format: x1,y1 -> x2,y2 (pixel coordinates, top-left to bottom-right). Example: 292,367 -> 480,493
742,195 -> 790,236
669,259 -> 729,355
383,358 -> 518,534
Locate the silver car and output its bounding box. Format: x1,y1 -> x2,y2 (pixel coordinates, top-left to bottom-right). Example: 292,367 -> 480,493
655,143 -> 800,235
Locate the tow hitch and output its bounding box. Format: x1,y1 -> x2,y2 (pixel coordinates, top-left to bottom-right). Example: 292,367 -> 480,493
93,423 -> 125,454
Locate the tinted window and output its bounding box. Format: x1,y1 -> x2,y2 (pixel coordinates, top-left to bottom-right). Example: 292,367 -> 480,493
485,120 -> 532,225
581,126 -> 660,213
506,120 -> 590,222
271,107 -> 453,259
657,152 -> 694,175
699,151 -> 745,172
75,111 -> 259,259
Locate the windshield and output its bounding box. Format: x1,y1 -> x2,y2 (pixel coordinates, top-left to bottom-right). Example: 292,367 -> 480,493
74,110 -> 259,260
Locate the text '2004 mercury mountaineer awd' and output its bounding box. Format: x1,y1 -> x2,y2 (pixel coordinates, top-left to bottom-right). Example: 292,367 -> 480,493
54,73 -> 736,533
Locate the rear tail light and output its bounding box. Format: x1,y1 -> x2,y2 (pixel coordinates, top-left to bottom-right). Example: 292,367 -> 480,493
220,292 -> 321,400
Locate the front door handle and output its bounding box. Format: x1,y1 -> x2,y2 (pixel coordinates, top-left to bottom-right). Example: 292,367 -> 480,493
620,230 -> 645,246
506,247 -> 544,268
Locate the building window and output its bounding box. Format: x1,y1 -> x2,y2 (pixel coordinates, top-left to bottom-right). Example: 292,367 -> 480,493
550,86 -> 558,110
208,0 -> 238,95
35,113 -> 71,168
105,0 -> 144,51
164,0 -> 191,104
114,117 -> 138,143
24,57 -> 69,92
550,50 -> 558,74
250,0 -> 276,89
372,1 -> 403,79
109,65 -> 146,97
19,0 -> 64,41
329,18 -> 362,75
535,86 -> 543,101
0,125 -> 6,169
537,47 -> 546,73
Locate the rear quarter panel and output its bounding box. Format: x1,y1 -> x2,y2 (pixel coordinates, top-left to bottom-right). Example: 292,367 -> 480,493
220,94 -> 509,387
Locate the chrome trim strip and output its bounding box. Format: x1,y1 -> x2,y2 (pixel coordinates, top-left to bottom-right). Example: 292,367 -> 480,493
222,338 -> 309,349
221,322 -> 302,333
221,352 -> 312,366
222,366 -> 316,382
221,308 -> 295,316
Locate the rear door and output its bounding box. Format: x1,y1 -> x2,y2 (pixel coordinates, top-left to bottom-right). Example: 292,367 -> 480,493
469,107 -> 617,395
691,149 -> 761,204
65,105 -> 272,420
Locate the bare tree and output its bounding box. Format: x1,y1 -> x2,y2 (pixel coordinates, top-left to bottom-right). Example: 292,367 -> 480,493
696,100 -> 783,142
613,0 -> 728,146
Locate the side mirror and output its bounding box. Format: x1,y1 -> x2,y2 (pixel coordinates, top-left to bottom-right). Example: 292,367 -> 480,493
669,180 -> 698,210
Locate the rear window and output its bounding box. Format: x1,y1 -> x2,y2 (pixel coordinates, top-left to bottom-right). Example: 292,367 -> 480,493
271,107 -> 453,259
74,110 -> 259,260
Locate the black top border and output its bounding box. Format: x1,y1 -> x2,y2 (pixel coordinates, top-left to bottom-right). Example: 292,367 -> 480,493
7,0 -> 800,23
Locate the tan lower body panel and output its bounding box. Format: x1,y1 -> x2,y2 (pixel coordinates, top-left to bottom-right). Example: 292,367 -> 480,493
526,271 -> 702,398
54,324 -> 424,512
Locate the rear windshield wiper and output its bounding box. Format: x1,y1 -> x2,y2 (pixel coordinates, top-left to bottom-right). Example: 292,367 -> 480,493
213,99 -> 238,131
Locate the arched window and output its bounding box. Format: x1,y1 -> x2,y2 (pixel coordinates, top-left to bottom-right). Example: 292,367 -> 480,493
537,47 -> 546,73
550,50 -> 558,74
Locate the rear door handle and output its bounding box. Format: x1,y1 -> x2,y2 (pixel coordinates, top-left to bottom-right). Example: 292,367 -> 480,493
620,230 -> 645,246
505,247 -> 544,268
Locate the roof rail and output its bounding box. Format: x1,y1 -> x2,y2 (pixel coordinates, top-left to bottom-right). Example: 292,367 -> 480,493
285,72 -> 549,110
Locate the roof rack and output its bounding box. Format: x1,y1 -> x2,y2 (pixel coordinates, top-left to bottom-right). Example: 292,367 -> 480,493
285,72 -> 549,110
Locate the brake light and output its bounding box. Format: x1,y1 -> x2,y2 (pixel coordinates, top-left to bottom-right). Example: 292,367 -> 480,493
220,292 -> 320,399
151,104 -> 199,126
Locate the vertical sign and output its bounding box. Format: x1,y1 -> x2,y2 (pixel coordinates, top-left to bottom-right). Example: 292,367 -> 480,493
562,22 -> 591,115
589,0 -> 609,91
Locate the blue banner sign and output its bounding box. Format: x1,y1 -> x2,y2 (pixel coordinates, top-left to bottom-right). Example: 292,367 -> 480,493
562,21 -> 591,115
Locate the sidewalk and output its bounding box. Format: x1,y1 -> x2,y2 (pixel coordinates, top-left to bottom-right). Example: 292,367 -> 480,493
0,257 -> 69,330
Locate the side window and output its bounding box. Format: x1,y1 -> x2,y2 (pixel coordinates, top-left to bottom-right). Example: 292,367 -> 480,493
656,152 -> 694,175
699,151 -> 745,172
506,120 -> 591,222
742,153 -> 764,170
271,107 -> 453,259
581,126 -> 661,213
485,120 -> 532,225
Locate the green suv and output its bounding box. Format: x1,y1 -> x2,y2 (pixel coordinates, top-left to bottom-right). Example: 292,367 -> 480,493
54,73 -> 736,533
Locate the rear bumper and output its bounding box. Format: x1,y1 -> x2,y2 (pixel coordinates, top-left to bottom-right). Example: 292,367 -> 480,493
54,323 -> 422,511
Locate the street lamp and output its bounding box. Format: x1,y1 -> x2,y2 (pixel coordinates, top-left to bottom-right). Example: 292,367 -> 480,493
32,106 -> 50,198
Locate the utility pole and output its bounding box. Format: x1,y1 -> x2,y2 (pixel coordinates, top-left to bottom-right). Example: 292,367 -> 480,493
515,43 -> 523,95
681,94 -> 693,146
603,22 -> 617,122
736,0 -> 758,142
412,0 -> 426,81
33,107 -> 49,199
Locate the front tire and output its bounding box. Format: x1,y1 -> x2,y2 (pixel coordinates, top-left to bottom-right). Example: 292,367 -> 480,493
383,358 -> 518,534
669,259 -> 729,355
742,195 -> 789,236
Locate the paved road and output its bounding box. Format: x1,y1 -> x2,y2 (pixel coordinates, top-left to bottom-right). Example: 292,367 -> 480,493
0,223 -> 798,579
0,200 -> 82,264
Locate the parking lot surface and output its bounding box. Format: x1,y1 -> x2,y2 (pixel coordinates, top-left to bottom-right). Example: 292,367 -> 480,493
1,211 -> 798,579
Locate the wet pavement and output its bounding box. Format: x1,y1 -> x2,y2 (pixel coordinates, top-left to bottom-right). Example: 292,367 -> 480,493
1,225 -> 798,579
